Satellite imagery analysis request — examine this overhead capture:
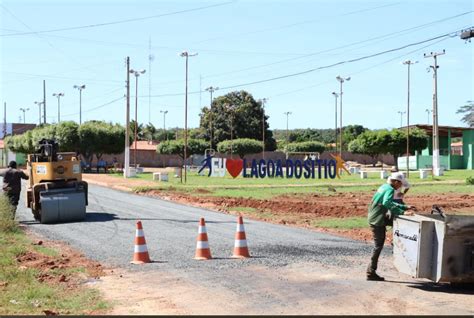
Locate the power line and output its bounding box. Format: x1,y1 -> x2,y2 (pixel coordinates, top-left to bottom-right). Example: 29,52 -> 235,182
61,96 -> 125,117
191,2 -> 402,44
0,1 -> 235,37
145,27 -> 465,98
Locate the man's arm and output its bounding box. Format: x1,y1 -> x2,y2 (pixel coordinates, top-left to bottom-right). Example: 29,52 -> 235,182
382,188 -> 406,216
20,170 -> 29,180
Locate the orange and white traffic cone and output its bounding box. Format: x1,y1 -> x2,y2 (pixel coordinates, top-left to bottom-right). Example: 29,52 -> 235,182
194,218 -> 212,260
232,216 -> 251,258
131,221 -> 151,264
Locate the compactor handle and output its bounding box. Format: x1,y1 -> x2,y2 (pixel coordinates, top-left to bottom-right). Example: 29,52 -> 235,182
431,205 -> 446,219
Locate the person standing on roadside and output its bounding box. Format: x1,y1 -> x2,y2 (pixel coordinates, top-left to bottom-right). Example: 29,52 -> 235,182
1,161 -> 29,217
366,172 -> 417,281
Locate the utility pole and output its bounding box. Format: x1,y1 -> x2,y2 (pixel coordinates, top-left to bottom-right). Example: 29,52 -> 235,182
124,57 -> 131,178
20,108 -> 29,123
332,92 -> 339,152
403,60 -> 417,177
205,86 -> 219,149
148,36 -> 154,125
284,111 -> 292,157
424,50 -> 445,176
52,93 -> 64,123
130,68 -> 146,168
180,51 -> 198,183
336,76 -> 350,158
261,98 -> 268,159
43,80 -> 46,124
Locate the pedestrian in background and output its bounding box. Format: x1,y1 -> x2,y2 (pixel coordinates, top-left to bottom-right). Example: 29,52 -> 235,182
366,173 -> 416,281
0,161 -> 29,218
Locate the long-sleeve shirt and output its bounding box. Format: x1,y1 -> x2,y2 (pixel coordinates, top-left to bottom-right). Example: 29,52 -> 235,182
1,168 -> 29,194
368,183 -> 407,226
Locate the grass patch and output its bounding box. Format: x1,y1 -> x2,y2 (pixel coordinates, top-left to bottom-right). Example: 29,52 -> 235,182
312,217 -> 368,229
0,194 -> 109,315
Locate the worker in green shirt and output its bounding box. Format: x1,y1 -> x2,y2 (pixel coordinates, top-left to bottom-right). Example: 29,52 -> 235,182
367,172 -> 417,281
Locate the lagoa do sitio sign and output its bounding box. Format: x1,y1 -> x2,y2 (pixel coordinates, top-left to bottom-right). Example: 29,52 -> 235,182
198,154 -> 349,179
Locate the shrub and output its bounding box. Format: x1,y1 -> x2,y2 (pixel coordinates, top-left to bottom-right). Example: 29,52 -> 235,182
466,176 -> 474,185
217,138 -> 263,158
0,195 -> 17,233
286,141 -> 325,154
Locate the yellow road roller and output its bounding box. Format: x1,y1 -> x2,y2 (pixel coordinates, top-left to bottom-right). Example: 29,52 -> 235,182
26,139 -> 88,223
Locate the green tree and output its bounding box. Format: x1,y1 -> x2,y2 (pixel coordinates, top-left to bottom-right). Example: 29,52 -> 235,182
142,123 -> 156,141
348,130 -> 387,165
77,121 -> 125,162
217,138 -> 263,158
286,141 -> 325,154
130,120 -> 145,140
342,125 -> 368,147
386,128 -> 428,169
456,101 -> 474,127
157,139 -> 209,159
199,90 -> 276,150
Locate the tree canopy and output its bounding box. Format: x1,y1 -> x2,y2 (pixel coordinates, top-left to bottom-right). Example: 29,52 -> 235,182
456,101 -> 474,127
199,90 -> 276,151
217,138 -> 263,158
156,139 -> 209,159
5,121 -> 125,163
286,141 -> 326,154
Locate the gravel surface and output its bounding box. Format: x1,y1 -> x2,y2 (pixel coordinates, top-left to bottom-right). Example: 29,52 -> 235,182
11,179 -> 473,315
15,182 -> 378,272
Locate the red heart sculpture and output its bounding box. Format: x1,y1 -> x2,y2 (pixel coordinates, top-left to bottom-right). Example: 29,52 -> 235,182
226,159 -> 243,178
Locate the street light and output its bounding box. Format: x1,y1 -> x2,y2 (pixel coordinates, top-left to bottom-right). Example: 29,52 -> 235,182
402,60 -> 418,177
336,76 -> 350,158
180,51 -> 198,183
284,111 -> 292,156
73,84 -> 86,124
331,92 -> 339,152
129,69 -> 146,168
397,111 -> 406,127
205,86 -> 219,149
34,101 -> 44,125
160,110 -> 168,141
19,108 -> 29,123
52,92 -> 64,123
426,108 -> 432,124
260,98 -> 268,159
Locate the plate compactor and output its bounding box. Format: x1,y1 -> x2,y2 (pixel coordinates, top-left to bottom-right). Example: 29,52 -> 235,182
26,139 -> 88,224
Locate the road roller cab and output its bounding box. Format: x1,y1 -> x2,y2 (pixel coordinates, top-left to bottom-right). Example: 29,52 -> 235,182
26,139 -> 88,223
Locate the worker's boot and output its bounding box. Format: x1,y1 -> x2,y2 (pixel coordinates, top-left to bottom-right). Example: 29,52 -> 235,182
366,272 -> 385,281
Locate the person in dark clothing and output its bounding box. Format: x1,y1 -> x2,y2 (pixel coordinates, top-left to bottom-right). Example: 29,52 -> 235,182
366,173 -> 416,281
1,161 -> 29,216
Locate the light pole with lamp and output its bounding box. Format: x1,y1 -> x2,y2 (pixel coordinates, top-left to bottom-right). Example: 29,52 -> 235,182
52,92 -> 64,123
34,101 -> 44,125
284,111 -> 292,158
180,51 -> 198,183
73,84 -> 86,124
160,110 -> 168,141
397,111 -> 406,127
260,98 -> 268,159
19,108 -> 29,123
336,76 -> 350,157
205,86 -> 219,149
331,92 -> 339,152
129,69 -> 146,168
402,60 -> 418,177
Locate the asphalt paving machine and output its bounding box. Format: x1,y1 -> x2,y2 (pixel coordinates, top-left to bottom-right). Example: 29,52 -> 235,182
26,139 -> 88,223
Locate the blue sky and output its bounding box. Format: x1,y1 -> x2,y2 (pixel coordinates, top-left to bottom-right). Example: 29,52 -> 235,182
1,0 -> 473,131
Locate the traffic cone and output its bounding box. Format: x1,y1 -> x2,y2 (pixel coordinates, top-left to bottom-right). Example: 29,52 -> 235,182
194,218 -> 212,260
131,221 -> 151,264
232,216 -> 251,258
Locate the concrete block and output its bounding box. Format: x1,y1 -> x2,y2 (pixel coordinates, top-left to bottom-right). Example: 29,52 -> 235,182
153,172 -> 160,181
159,172 -> 169,182
380,170 -> 388,179
360,171 -> 368,179
419,169 -> 429,179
